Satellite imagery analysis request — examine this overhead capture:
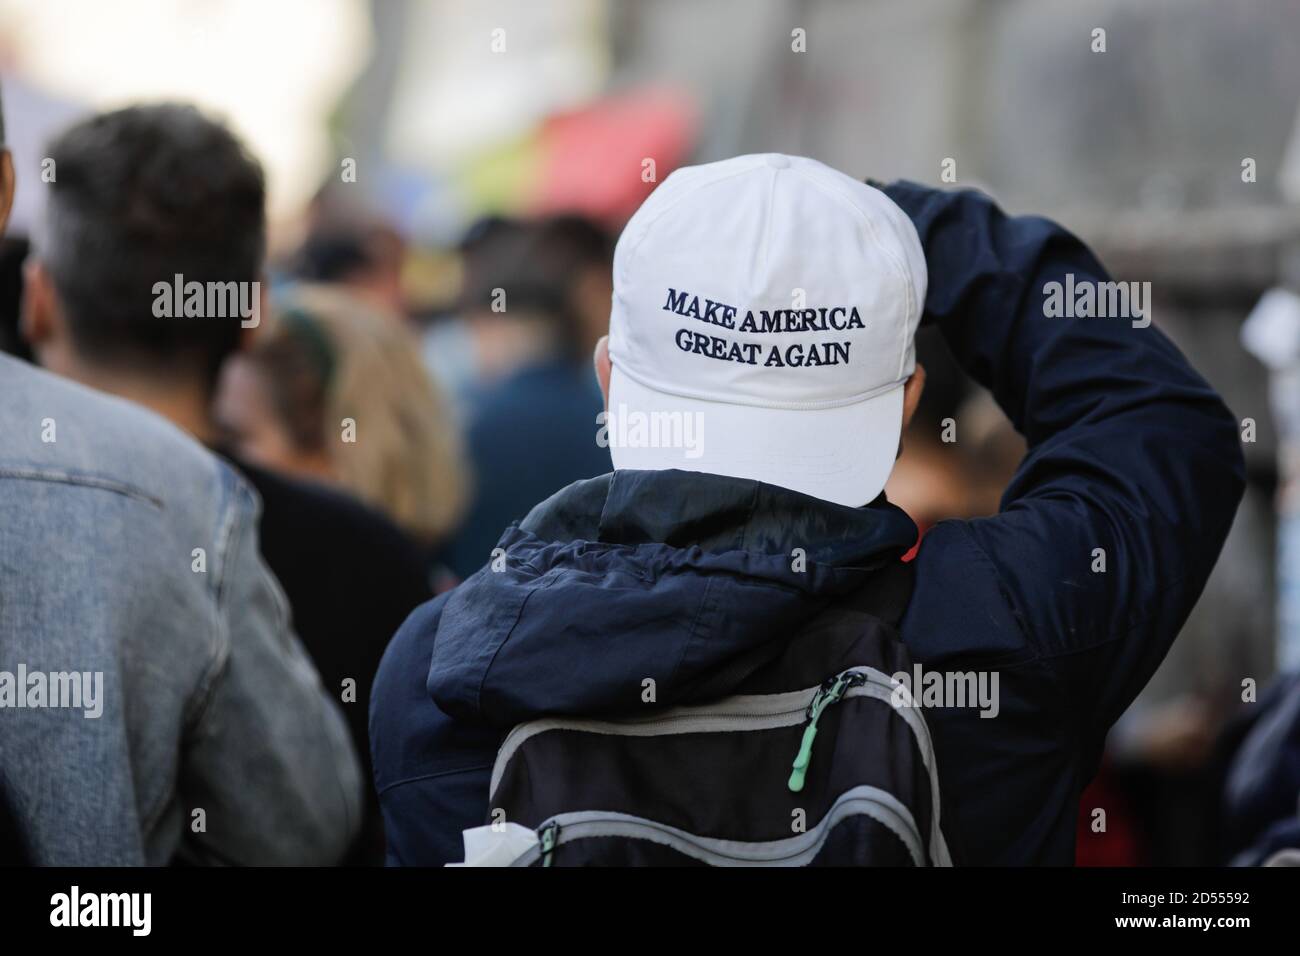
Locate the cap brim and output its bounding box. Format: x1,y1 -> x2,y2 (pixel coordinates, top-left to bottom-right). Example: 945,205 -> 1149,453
607,365 -> 903,508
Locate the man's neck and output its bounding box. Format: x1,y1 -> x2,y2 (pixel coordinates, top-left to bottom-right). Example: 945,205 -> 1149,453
72,363 -> 220,446
472,314 -> 563,382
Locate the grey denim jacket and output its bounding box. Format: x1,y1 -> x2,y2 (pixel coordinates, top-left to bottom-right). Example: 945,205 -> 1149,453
0,355 -> 362,864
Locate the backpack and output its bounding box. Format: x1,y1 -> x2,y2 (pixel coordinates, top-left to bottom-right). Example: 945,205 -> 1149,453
484,560 -> 950,866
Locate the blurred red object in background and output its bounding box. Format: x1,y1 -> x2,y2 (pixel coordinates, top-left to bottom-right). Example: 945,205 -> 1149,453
529,87 -> 697,228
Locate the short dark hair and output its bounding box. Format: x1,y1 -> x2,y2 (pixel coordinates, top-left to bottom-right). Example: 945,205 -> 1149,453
535,214 -> 613,272
41,103 -> 265,387
458,217 -> 568,320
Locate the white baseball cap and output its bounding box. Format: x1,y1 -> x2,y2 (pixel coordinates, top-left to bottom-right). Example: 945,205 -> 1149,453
606,153 -> 927,507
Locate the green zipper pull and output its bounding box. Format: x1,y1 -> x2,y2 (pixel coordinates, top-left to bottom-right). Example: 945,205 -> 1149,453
539,821 -> 560,867
788,720 -> 821,792
788,672 -> 864,792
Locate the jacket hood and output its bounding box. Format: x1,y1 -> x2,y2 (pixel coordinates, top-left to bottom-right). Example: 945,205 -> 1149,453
427,469 -> 917,727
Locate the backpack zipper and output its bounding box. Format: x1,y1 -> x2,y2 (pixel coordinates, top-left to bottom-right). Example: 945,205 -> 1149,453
519,787 -> 926,866
788,670 -> 868,792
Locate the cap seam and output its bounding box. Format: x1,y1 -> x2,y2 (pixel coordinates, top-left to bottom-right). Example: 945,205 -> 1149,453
759,162 -> 776,294
784,164 -> 918,378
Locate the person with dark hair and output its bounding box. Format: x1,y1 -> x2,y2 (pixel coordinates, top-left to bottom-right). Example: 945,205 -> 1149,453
0,92 -> 362,865
21,103 -> 432,863
289,220 -> 408,320
28,103 -> 263,398
534,214 -> 617,356
439,215 -> 614,578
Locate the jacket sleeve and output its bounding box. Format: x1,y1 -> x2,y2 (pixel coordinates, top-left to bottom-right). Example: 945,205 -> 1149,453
370,594 -> 502,866
881,180 -> 1246,734
180,468 -> 363,865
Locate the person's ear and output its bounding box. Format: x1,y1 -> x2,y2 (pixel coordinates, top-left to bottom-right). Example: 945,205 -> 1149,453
901,362 -> 927,429
20,259 -> 61,355
238,279 -> 271,350
593,334 -> 611,409
0,151 -> 14,235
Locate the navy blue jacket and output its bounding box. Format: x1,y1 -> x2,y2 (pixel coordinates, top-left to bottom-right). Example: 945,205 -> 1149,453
370,181 -> 1245,865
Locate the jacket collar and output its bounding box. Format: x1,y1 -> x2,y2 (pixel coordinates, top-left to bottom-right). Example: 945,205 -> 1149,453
521,469 -> 918,569
427,470 -> 918,726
